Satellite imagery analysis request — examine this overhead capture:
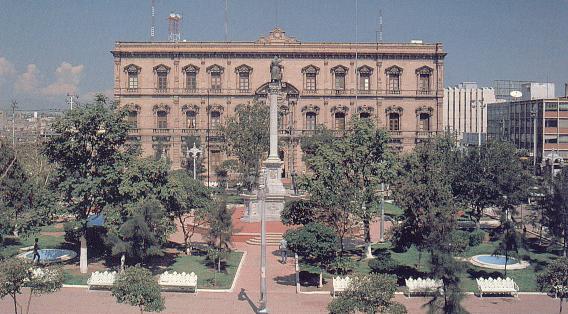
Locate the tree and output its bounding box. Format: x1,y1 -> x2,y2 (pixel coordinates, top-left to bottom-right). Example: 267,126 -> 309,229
284,222 -> 339,287
493,218 -> 520,277
24,266 -> 64,314
428,253 -> 468,314
391,135 -> 458,267
163,170 -> 213,254
220,102 -> 269,192
43,95 -> 129,273
112,265 -> 165,314
0,258 -> 32,314
281,199 -> 319,226
299,119 -> 397,255
328,273 -> 407,314
542,167 -> 568,256
0,141 -> 55,240
206,199 -> 233,274
538,257 -> 568,314
106,198 -> 174,264
453,141 -> 531,228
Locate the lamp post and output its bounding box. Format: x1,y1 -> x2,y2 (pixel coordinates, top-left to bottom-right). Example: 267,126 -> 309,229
471,100 -> 486,147
530,108 -> 537,174
186,142 -> 202,180
258,168 -> 268,314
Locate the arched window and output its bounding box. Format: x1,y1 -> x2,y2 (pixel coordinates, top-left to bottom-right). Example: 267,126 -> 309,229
388,113 -> 400,131
331,65 -> 348,91
419,113 -> 430,131
186,111 -> 197,129
210,111 -> 221,129
335,112 -> 346,130
306,112 -> 317,130
157,110 -> 168,129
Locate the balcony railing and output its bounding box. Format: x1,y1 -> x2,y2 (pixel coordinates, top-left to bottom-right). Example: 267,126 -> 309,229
153,128 -> 170,134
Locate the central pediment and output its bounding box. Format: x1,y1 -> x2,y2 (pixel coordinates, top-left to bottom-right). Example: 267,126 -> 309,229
256,27 -> 300,44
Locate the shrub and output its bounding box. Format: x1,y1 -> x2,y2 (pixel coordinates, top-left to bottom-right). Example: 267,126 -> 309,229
469,229 -> 486,247
368,252 -> 397,274
450,230 -> 470,254
63,221 -> 81,243
328,256 -> 355,275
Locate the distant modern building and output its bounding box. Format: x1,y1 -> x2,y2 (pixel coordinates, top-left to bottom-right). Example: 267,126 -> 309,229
493,80 -> 534,101
487,92 -> 568,167
520,83 -> 555,100
443,82 -> 497,145
111,27 -> 446,181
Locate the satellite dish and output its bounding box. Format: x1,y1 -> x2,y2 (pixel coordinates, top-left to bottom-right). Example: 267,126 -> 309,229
510,91 -> 522,98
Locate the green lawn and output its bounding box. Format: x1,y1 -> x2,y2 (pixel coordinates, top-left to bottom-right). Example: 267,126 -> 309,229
63,272 -> 91,285
383,202 -> 403,217
0,234 -> 66,259
169,251 -> 244,289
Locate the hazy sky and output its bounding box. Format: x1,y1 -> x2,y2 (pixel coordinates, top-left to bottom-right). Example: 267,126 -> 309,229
0,0 -> 567,110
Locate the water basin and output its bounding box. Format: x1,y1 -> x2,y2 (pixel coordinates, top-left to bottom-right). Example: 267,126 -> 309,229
469,254 -> 529,270
18,249 -> 77,264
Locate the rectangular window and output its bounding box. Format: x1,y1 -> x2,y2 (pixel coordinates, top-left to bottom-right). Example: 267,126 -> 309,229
389,113 -> 400,131
127,111 -> 138,129
157,72 -> 168,91
560,103 -> 568,111
128,73 -> 138,90
560,135 -> 568,143
559,119 -> 568,128
157,111 -> 168,129
419,113 -> 430,131
359,74 -> 370,91
306,73 -> 317,91
335,113 -> 346,130
546,103 -> 558,111
211,72 -> 221,91
186,72 -> 197,90
545,119 -> 558,128
186,112 -> 197,129
210,150 -> 222,168
306,112 -> 317,130
210,111 -> 221,129
419,74 -> 430,93
389,75 -> 400,94
544,135 -> 558,144
335,73 -> 345,90
239,72 -> 249,91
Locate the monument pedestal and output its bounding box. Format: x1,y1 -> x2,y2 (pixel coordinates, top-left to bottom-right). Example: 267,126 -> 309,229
241,157 -> 286,222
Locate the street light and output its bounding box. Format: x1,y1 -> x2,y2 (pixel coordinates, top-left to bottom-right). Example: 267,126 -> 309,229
186,142 -> 202,180
471,100 -> 486,147
257,168 -> 269,314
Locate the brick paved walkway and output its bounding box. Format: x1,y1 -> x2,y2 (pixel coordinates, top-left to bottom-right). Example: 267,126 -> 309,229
0,216 -> 562,314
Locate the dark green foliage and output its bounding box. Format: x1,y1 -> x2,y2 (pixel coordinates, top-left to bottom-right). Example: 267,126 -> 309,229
537,257 -> 568,314
112,265 -> 165,313
106,198 -> 174,263
281,199 -> 319,226
0,141 -> 56,241
0,258 -> 32,314
206,200 -> 233,273
368,251 -> 397,274
328,256 -> 355,276
450,230 -> 470,254
220,102 -> 269,192
468,229 -> 486,247
493,219 -> 521,277
542,167 -> 568,257
428,252 -> 469,314
285,222 -> 339,271
327,273 -> 406,314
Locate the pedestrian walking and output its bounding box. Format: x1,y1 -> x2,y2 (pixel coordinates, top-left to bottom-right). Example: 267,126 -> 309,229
279,238 -> 288,264
32,238 -> 40,264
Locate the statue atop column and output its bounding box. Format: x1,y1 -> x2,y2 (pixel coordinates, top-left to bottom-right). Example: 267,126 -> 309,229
270,56 -> 282,83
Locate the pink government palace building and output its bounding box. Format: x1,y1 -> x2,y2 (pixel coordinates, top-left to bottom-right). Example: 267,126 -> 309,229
111,27 -> 446,183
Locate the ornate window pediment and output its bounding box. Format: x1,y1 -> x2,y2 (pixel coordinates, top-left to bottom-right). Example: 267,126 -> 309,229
181,104 -> 200,113
234,64 -> 253,74
415,66 -> 433,75
125,103 -> 141,112
206,64 -> 225,74
302,65 -> 320,74
357,105 -> 375,114
153,64 -> 170,73
182,64 -> 200,73
385,105 -> 403,114
416,106 -> 433,115
330,65 -> 349,74
153,104 -> 170,114
357,65 -> 374,74
301,104 -> 320,113
385,65 -> 403,75
207,104 -> 224,113
124,64 -> 141,73
331,105 -> 349,114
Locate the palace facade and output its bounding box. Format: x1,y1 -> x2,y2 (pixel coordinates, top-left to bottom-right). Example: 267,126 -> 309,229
112,28 -> 446,183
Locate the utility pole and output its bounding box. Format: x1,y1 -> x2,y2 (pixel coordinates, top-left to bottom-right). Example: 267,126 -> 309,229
258,168 -> 268,313
11,100 -> 17,146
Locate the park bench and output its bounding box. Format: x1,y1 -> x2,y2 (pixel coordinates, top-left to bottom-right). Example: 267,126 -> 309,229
87,271 -> 116,290
158,271 -> 198,293
405,277 -> 443,297
476,277 -> 519,298
332,276 -> 351,297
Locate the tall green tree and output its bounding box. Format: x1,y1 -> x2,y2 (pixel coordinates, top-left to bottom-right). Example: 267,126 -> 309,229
0,141 -> 55,241
220,102 -> 269,192
43,95 -> 129,273
112,265 -> 165,314
299,118 -> 397,255
493,218 -> 521,277
163,170 -> 213,254
206,199 -> 233,273
542,167 -> 568,256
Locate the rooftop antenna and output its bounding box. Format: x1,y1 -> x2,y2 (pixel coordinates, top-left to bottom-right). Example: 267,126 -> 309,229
275,0 -> 279,27
224,0 -> 228,41
151,0 -> 156,41
66,93 -> 77,110
168,12 -> 182,42
378,9 -> 383,43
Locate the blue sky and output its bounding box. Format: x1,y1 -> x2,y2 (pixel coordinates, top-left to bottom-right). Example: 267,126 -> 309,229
0,0 -> 567,110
